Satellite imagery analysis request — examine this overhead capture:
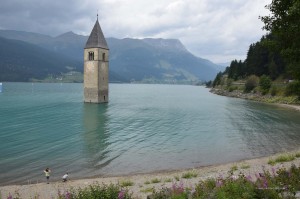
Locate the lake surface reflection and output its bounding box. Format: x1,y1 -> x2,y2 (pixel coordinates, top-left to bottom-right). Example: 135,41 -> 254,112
0,83 -> 300,185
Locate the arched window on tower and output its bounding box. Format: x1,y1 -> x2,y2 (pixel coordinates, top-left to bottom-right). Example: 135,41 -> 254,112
88,51 -> 94,60
102,53 -> 105,61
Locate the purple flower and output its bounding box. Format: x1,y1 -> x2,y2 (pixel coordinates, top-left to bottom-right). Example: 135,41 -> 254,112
7,193 -> 13,199
263,179 -> 268,188
246,175 -> 253,182
216,179 -> 223,187
172,182 -> 184,194
65,191 -> 72,199
272,167 -> 276,176
118,190 -> 125,199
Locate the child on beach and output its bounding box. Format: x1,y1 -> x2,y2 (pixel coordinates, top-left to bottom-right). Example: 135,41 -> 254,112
44,168 -> 51,184
62,173 -> 68,182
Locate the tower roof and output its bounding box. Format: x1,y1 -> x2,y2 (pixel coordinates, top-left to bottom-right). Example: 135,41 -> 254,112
85,19 -> 109,49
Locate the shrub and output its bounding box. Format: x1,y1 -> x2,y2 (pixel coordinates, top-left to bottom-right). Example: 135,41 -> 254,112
244,75 -> 259,92
270,86 -> 278,96
226,78 -> 234,87
182,171 -> 197,179
58,183 -> 133,199
240,164 -> 250,169
149,164 -> 300,199
151,178 -> 161,184
120,180 -> 134,187
230,165 -> 238,172
259,75 -> 272,95
228,86 -> 237,92
285,80 -> 300,98
268,154 -> 295,165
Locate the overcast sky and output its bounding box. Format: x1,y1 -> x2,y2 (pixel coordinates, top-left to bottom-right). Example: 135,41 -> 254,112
0,0 -> 271,63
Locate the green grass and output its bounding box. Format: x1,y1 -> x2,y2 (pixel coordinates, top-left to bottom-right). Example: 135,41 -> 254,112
120,179 -> 134,187
144,180 -> 150,185
268,154 -> 296,165
151,178 -> 161,184
182,171 -> 198,179
150,164 -> 300,199
140,187 -> 155,193
230,165 -> 238,172
295,152 -> 300,158
164,178 -> 172,183
240,164 -> 250,169
174,176 -> 180,181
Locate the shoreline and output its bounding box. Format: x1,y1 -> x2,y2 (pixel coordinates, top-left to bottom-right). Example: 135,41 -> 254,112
2,150 -> 300,199
210,88 -> 300,111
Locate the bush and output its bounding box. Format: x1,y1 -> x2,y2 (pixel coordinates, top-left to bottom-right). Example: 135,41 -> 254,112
228,86 -> 237,92
57,183 -> 133,199
150,164 -> 300,199
285,81 -> 300,98
259,75 -> 272,95
270,86 -> 278,96
244,75 -> 259,92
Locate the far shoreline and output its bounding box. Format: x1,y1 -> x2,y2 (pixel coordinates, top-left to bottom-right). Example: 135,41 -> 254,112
210,87 -> 300,112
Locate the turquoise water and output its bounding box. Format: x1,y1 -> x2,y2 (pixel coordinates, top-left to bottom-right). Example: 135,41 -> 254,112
1,83 -> 300,185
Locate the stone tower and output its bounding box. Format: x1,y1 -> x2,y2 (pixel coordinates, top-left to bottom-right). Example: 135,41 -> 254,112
84,18 -> 109,103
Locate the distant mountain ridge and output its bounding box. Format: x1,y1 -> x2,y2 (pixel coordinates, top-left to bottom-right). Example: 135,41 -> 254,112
0,29 -> 221,83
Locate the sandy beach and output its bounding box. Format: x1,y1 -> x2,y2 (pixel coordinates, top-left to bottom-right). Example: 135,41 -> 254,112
1,150 -> 300,199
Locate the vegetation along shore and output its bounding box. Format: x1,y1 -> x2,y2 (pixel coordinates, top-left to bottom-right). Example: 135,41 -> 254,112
3,150 -> 300,199
208,0 -> 300,106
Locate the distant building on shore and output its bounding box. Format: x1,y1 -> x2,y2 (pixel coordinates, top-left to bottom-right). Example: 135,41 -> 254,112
83,16 -> 109,103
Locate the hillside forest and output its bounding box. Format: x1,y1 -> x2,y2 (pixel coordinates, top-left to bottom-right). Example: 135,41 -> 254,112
211,0 -> 300,100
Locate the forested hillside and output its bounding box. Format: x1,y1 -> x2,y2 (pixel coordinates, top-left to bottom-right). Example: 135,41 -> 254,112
212,0 -> 300,99
0,37 -> 80,82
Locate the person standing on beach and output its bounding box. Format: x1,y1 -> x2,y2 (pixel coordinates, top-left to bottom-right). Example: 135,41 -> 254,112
44,168 -> 51,184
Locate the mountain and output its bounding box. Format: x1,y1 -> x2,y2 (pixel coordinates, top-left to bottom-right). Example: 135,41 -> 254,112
0,30 -> 220,83
0,36 -> 80,81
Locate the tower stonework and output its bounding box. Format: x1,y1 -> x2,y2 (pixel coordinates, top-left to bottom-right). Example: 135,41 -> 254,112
84,19 -> 109,103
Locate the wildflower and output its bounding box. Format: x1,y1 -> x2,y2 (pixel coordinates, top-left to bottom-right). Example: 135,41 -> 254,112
272,167 -> 276,176
65,191 -> 72,199
172,182 -> 184,194
263,179 -> 268,188
118,190 -> 125,199
246,175 -> 253,182
216,179 -> 223,187
7,193 -> 13,199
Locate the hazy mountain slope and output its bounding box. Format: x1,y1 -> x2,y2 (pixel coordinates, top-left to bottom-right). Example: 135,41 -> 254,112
0,37 -> 80,81
0,30 -> 220,82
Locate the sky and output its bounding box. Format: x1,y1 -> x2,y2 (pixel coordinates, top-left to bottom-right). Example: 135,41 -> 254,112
0,0 -> 271,64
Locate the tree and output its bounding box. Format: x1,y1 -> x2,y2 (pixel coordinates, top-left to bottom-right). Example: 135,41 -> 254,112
213,72 -> 223,87
244,75 -> 259,93
261,0 -> 300,80
259,75 -> 272,95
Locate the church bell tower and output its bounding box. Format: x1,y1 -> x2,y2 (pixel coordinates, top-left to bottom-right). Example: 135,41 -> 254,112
84,17 -> 109,103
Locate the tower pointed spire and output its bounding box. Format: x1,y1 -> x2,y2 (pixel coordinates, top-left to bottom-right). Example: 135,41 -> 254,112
85,17 -> 108,49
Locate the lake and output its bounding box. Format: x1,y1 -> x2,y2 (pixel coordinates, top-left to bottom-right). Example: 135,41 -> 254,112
1,83 -> 300,185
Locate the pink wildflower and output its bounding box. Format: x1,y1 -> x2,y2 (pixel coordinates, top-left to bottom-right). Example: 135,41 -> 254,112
118,190 -> 125,199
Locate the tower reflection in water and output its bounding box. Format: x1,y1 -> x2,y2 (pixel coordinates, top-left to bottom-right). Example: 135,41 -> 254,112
83,103 -> 111,170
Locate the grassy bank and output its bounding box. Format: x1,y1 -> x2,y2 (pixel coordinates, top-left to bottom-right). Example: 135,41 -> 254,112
210,75 -> 300,105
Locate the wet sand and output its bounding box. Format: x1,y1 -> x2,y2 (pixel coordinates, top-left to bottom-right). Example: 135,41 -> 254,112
1,150 -> 300,199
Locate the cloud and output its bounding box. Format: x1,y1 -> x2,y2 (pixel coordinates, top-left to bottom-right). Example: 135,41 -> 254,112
0,0 -> 271,63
